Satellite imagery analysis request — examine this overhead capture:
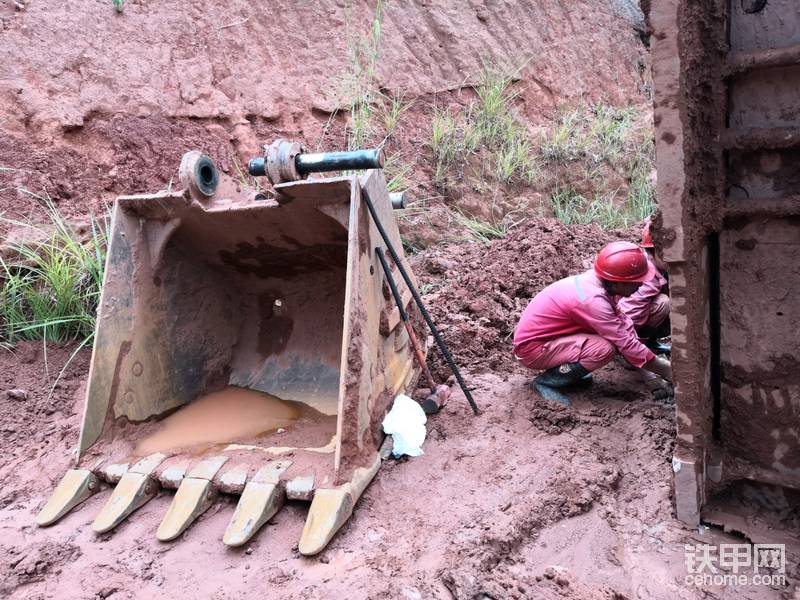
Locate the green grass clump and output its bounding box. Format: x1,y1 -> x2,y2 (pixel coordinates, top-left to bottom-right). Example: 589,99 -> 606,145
459,209 -> 525,244
384,153 -> 413,193
550,184 -> 654,230
430,107 -> 481,186
540,102 -> 638,166
495,136 -> 538,185
0,194 -> 108,345
540,108 -> 587,163
625,138 -> 657,222
543,103 -> 655,229
550,186 -> 594,225
587,103 -> 637,164
380,94 -> 413,140
430,62 -> 537,189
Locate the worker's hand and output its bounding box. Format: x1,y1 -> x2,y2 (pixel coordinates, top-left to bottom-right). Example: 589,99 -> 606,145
642,355 -> 672,382
639,365 -> 673,400
646,375 -> 674,400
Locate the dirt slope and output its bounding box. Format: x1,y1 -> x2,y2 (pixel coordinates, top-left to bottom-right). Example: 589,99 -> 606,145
0,0 -> 646,227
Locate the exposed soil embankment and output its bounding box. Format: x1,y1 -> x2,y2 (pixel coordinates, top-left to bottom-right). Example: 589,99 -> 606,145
0,0 -> 647,229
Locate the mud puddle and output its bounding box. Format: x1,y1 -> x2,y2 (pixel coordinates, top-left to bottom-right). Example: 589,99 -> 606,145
135,386 -> 330,455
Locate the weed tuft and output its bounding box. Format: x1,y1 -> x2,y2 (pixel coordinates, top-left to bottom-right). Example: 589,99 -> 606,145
430,62 -> 536,189
0,192 -> 108,345
459,209 -> 525,244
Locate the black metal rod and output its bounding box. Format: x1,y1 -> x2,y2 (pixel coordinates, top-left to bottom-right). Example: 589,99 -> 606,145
363,191 -> 479,415
375,249 -> 409,323
248,148 -> 384,177
296,149 -> 384,174
376,248 -> 438,392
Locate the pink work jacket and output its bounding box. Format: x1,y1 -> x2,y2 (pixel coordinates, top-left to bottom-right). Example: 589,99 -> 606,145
513,270 -> 655,368
617,267 -> 668,327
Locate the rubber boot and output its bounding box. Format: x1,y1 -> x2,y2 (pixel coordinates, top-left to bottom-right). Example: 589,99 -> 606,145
532,363 -> 592,407
534,362 -> 592,387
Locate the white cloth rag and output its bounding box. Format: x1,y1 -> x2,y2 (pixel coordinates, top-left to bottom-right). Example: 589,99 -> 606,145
382,394 -> 427,457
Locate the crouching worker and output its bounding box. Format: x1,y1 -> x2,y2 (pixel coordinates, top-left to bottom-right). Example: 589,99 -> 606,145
618,219 -> 670,354
512,241 -> 672,406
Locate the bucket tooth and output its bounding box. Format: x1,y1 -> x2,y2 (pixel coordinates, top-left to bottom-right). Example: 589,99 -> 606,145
92,472 -> 157,533
223,461 -> 291,547
36,469 -> 100,526
298,456 -> 381,555
298,488 -> 354,556
92,454 -> 166,533
156,456 -> 227,542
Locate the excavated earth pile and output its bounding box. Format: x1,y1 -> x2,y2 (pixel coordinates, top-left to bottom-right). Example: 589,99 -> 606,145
411,217 -> 635,378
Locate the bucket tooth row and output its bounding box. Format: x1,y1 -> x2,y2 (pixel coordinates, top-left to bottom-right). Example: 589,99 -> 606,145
36,453 -> 382,554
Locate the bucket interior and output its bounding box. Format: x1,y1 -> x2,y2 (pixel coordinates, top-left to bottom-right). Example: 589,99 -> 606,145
102,198 -> 352,454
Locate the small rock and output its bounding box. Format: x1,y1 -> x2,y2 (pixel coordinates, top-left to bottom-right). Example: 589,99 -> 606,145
276,428 -> 286,434
402,587 -> 422,600
245,547 -> 253,555
6,389 -> 27,401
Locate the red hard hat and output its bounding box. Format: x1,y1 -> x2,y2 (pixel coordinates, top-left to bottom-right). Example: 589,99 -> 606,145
594,241 -> 656,283
641,219 -> 654,248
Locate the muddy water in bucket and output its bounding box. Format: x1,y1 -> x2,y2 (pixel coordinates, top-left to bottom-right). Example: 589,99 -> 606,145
135,386 -> 322,455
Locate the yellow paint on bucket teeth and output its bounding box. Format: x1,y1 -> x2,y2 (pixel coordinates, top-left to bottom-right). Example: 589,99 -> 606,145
36,469 -> 100,526
223,482 -> 284,547
223,461 -> 291,547
92,472 -> 157,533
297,455 -> 381,555
156,477 -> 216,542
298,488 -> 354,556
156,456 -> 226,542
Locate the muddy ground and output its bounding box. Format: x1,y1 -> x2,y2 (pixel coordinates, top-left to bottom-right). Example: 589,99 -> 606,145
1,218 -> 797,599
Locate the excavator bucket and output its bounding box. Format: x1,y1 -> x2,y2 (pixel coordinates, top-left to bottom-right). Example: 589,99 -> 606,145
37,146 -> 427,554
